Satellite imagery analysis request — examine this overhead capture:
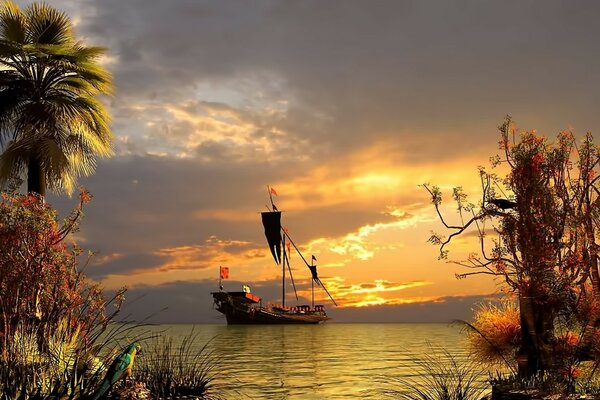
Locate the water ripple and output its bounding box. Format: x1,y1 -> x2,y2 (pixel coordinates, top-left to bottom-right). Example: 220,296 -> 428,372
138,323 -> 488,399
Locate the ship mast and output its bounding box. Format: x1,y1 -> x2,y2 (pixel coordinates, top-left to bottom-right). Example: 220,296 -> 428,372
282,230 -> 338,306
267,185 -> 286,307
282,235 -> 286,307
262,185 -> 336,307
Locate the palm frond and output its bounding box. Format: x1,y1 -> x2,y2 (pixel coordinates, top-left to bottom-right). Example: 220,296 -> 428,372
0,38 -> 22,57
67,149 -> 97,177
0,84 -> 31,143
67,43 -> 107,62
0,0 -> 25,43
0,139 -> 27,184
35,136 -> 73,193
68,61 -> 113,94
23,2 -> 73,45
54,77 -> 97,96
0,0 -> 113,194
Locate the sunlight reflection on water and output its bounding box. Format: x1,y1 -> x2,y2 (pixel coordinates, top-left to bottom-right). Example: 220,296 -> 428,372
135,323 -> 491,399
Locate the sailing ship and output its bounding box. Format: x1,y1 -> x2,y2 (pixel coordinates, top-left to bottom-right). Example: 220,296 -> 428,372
211,187 -> 336,324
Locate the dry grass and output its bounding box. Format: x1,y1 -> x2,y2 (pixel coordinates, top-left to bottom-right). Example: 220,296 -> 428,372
0,318 -> 105,399
465,301 -> 520,368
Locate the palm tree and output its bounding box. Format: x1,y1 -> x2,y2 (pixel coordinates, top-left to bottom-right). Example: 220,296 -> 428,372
0,1 -> 113,197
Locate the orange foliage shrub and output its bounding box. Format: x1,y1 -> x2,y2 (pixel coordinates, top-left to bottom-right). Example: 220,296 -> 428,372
467,301 -> 520,366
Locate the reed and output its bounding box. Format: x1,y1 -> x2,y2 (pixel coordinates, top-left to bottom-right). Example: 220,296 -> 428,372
384,347 -> 490,400
135,331 -> 224,400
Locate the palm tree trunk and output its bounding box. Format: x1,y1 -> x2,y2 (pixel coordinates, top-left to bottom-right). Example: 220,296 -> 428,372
27,155 -> 45,198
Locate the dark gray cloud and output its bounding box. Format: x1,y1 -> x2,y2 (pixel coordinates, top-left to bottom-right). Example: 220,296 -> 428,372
28,0 -> 600,161
49,156 -> 282,253
103,1 -> 600,154
91,253 -> 163,277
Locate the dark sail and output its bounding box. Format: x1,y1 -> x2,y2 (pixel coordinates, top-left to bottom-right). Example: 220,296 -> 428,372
261,211 -> 282,264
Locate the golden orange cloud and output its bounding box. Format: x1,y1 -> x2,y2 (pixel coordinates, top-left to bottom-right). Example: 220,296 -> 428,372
92,252 -> 124,266
270,141 -> 486,212
294,276 -> 434,308
342,295 -> 442,308
192,208 -> 257,222
97,235 -> 274,289
154,236 -> 264,272
290,204 -> 433,272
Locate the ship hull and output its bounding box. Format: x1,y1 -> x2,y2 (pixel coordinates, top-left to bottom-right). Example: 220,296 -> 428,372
212,291 -> 329,325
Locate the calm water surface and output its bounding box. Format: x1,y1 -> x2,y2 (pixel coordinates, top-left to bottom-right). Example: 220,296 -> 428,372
140,323 -> 490,399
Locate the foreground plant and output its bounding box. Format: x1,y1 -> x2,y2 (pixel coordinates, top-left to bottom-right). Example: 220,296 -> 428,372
464,300 -> 520,369
384,348 -> 490,400
492,367 -> 600,396
135,332 -> 224,400
0,190 -> 127,399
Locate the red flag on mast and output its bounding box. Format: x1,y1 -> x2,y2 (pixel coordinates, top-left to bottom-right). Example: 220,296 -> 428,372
220,266 -> 229,280
270,187 -> 278,196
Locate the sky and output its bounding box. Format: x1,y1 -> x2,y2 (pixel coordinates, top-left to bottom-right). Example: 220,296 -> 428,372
15,0 -> 600,322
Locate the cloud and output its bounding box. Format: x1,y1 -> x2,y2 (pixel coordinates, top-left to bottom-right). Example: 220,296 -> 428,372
323,207 -> 427,261
92,252 -> 124,266
111,97 -> 306,162
154,236 -> 265,272
328,294 -> 499,323
312,277 -> 433,308
35,0 -> 600,165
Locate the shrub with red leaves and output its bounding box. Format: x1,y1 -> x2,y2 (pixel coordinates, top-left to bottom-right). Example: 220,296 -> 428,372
0,189 -> 122,356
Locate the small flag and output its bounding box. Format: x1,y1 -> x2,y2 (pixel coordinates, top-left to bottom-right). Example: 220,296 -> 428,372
312,255 -> 317,263
220,266 -> 229,280
270,187 -> 278,196
243,285 -> 251,293
309,265 -> 319,280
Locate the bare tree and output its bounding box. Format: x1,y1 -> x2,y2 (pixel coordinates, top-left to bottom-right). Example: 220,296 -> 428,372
425,117 -> 600,378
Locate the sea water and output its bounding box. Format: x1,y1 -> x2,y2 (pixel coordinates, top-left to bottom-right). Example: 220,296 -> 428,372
134,323 -> 491,399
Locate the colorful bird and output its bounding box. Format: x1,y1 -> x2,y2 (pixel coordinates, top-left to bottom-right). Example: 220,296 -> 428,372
90,342 -> 142,400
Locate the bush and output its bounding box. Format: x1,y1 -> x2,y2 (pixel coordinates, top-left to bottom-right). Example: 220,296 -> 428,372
465,301 -> 520,368
0,191 -> 126,399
